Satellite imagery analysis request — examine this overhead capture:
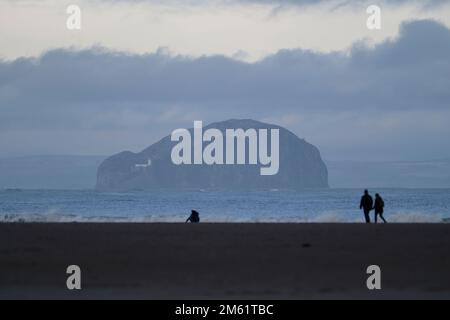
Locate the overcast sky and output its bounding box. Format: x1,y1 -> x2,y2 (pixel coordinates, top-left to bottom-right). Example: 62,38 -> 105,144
0,0 -> 450,161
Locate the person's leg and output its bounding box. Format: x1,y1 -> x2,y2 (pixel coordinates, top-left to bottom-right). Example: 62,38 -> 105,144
375,212 -> 378,224
380,214 -> 387,223
364,210 -> 371,223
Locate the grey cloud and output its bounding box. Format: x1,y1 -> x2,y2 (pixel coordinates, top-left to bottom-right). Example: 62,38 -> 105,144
0,19 -> 450,160
103,0 -> 450,9
229,0 -> 450,7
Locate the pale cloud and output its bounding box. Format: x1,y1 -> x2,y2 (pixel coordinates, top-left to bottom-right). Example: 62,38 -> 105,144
1,0 -> 450,61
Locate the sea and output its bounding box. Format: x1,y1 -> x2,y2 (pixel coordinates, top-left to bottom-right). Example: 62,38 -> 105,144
1,189 -> 449,223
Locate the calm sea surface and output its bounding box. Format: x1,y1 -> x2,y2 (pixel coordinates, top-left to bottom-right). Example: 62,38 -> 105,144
1,189 -> 449,223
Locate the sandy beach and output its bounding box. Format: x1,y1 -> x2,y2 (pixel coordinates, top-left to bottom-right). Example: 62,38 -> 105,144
1,223 -> 450,299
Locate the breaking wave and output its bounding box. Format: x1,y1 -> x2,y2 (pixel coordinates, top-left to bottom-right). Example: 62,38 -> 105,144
387,211 -> 444,223
1,210 -> 447,223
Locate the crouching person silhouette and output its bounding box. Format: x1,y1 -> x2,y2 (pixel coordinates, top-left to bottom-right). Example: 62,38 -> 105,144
186,210 -> 200,223
374,193 -> 387,223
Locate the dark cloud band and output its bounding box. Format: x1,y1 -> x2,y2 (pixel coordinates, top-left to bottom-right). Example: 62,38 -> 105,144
0,19 -> 449,160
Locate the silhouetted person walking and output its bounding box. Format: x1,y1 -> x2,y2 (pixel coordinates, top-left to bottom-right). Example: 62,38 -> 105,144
360,189 -> 373,223
186,210 -> 200,223
374,193 -> 387,223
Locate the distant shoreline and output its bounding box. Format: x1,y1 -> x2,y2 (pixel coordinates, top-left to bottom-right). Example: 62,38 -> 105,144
2,155 -> 450,189
3,187 -> 450,191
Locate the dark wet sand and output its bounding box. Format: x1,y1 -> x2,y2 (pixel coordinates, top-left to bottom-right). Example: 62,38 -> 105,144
1,223 -> 450,299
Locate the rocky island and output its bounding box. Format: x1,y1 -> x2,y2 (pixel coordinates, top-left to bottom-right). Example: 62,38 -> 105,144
96,119 -> 328,191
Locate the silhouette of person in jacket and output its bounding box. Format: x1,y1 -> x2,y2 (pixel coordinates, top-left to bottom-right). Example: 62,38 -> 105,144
360,189 -> 373,224
186,210 -> 200,223
374,193 -> 387,223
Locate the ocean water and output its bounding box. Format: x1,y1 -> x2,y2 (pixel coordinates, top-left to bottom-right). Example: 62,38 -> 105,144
0,189 -> 449,223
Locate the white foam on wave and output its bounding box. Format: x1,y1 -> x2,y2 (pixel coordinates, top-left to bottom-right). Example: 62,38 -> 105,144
308,211 -> 446,223
1,210 -> 448,223
388,211 -> 444,223
308,211 -> 355,223
309,211 -> 446,223
1,208 -> 83,223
